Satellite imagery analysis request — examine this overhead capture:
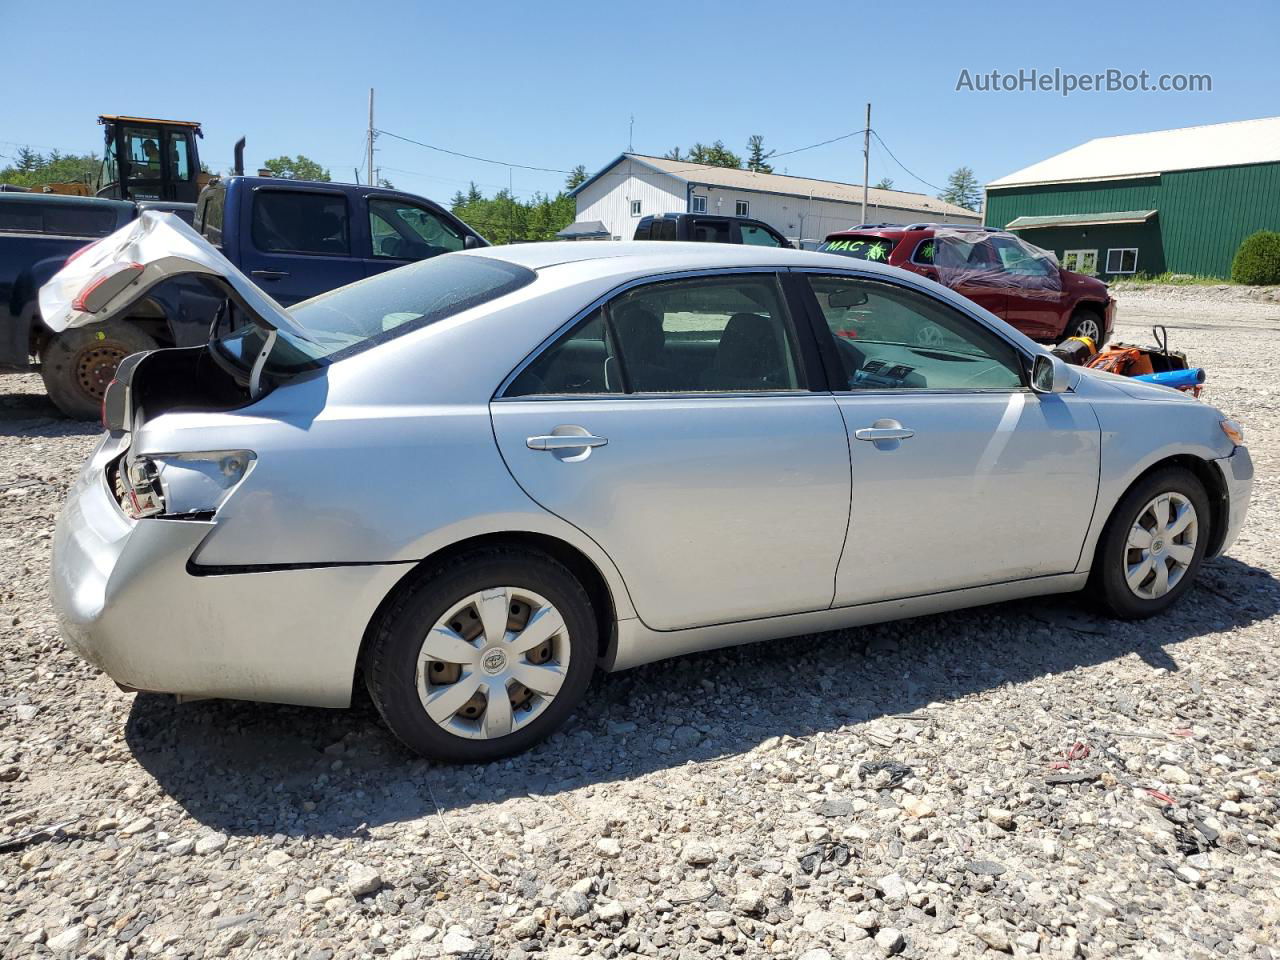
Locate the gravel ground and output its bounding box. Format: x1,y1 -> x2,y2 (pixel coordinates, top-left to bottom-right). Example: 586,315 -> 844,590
2,290 -> 1278,960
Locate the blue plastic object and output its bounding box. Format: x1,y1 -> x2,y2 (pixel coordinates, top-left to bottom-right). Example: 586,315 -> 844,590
1132,368 -> 1206,389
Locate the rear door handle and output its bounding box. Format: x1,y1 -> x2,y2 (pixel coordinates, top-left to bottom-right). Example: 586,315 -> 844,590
854,425 -> 914,441
250,270 -> 289,281
526,434 -> 608,451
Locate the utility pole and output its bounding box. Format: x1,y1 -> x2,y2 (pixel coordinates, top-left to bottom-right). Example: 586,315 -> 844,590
367,88 -> 376,187
861,102 -> 871,225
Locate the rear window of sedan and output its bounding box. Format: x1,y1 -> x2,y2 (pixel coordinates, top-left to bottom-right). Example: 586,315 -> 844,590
215,253 -> 536,376
818,235 -> 898,263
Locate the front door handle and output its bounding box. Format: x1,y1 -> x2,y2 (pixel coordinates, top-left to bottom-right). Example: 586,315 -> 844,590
526,434 -> 608,451
250,270 -> 289,281
854,425 -> 914,441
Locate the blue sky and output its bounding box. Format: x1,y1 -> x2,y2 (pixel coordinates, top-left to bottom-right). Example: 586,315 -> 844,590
4,0 -> 1278,202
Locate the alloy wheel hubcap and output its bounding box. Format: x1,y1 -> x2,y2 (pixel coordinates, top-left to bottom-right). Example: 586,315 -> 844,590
1076,317 -> 1101,342
416,586 -> 569,739
1124,492 -> 1198,600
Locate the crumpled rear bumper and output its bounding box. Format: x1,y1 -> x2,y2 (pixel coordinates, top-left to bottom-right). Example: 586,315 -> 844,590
1211,445 -> 1253,557
50,435 -> 409,707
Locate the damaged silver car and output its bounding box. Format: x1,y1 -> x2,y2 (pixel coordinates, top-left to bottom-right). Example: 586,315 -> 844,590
45,212 -> 1253,761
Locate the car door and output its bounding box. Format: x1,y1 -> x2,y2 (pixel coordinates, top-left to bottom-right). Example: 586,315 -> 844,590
361,195 -> 470,278
990,235 -> 1066,340
490,270 -> 851,631
241,186 -> 365,305
799,272 -> 1100,606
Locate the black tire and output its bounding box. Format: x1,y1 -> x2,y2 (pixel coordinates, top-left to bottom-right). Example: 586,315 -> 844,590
40,321 -> 158,420
1063,307 -> 1106,348
1090,466 -> 1211,619
363,547 -> 598,762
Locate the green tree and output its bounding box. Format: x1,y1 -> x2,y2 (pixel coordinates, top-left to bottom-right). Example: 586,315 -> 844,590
1231,230 -> 1280,284
663,147 -> 684,161
873,177 -> 895,190
686,140 -> 742,168
0,148 -> 101,190
565,165 -> 588,190
745,135 -> 774,173
261,155 -> 331,181
450,182 -> 578,245
938,166 -> 981,211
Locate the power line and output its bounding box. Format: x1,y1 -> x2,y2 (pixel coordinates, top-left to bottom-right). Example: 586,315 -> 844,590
871,130 -> 945,194
375,128 -> 573,175
770,129 -> 865,160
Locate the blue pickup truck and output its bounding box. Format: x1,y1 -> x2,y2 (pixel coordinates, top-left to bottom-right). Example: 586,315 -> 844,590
0,177 -> 484,417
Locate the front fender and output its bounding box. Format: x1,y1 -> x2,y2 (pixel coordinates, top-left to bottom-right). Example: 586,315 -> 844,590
1072,374 -> 1234,572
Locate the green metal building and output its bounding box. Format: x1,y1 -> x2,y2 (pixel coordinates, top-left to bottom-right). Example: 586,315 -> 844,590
985,116 -> 1280,279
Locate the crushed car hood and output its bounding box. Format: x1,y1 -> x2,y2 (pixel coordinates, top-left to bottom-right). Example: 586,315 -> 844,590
39,211 -> 316,343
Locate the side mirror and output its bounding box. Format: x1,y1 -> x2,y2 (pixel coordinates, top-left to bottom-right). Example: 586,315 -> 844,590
1031,353 -> 1071,394
463,235 -> 480,250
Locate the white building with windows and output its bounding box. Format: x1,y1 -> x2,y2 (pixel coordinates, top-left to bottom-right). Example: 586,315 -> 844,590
564,153 -> 981,244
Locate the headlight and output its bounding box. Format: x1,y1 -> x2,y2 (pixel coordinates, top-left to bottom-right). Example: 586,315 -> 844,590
120,450 -> 254,519
1220,420 -> 1245,446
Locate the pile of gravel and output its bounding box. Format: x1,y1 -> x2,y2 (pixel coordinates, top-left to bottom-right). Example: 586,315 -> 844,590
1,293 -> 1277,960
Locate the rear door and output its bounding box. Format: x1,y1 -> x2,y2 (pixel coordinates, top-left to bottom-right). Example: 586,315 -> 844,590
490,269 -> 851,631
799,271 -> 1099,605
241,186 -> 365,305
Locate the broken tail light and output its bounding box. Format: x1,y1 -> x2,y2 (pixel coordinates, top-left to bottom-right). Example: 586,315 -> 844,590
116,451 -> 255,520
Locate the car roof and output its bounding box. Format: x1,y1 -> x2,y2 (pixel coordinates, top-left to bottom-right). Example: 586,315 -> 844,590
466,240 -> 903,277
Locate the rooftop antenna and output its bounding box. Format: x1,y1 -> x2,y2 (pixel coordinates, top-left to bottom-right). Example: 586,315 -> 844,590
629,114 -> 634,153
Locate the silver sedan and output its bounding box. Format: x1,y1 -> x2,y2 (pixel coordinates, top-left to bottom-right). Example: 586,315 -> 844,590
43,213 -> 1253,761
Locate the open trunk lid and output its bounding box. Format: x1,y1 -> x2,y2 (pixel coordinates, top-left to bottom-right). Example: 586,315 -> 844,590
38,210 -> 316,343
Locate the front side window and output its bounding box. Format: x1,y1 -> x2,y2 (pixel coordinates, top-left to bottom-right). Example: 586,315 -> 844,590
123,126 -> 163,186
369,198 -> 464,259
735,200 -> 749,217
252,191 -> 350,255
691,195 -> 708,213
990,236 -> 1057,277
505,274 -> 803,396
741,224 -> 783,247
1106,248 -> 1138,274
806,275 -> 1023,391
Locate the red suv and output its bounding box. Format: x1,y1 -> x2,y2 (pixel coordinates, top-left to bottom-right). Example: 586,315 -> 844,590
818,224 -> 1115,345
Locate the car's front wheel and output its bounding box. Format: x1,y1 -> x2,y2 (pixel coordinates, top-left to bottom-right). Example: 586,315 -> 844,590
1092,467 -> 1210,618
364,548 -> 597,762
1063,308 -> 1105,347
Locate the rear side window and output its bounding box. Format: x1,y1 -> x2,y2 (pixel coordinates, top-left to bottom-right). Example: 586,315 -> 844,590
0,202 -> 119,237
690,219 -> 730,243
197,186 -> 225,244
251,190 -> 350,255
819,235 -> 897,262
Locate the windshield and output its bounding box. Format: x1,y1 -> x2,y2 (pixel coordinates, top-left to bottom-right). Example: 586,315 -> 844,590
818,235 -> 898,262
213,253 -> 535,376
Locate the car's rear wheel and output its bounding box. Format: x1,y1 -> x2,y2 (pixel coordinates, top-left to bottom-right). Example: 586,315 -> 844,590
40,321 -> 157,420
364,548 -> 597,762
1091,467 -> 1210,618
1063,308 -> 1105,347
